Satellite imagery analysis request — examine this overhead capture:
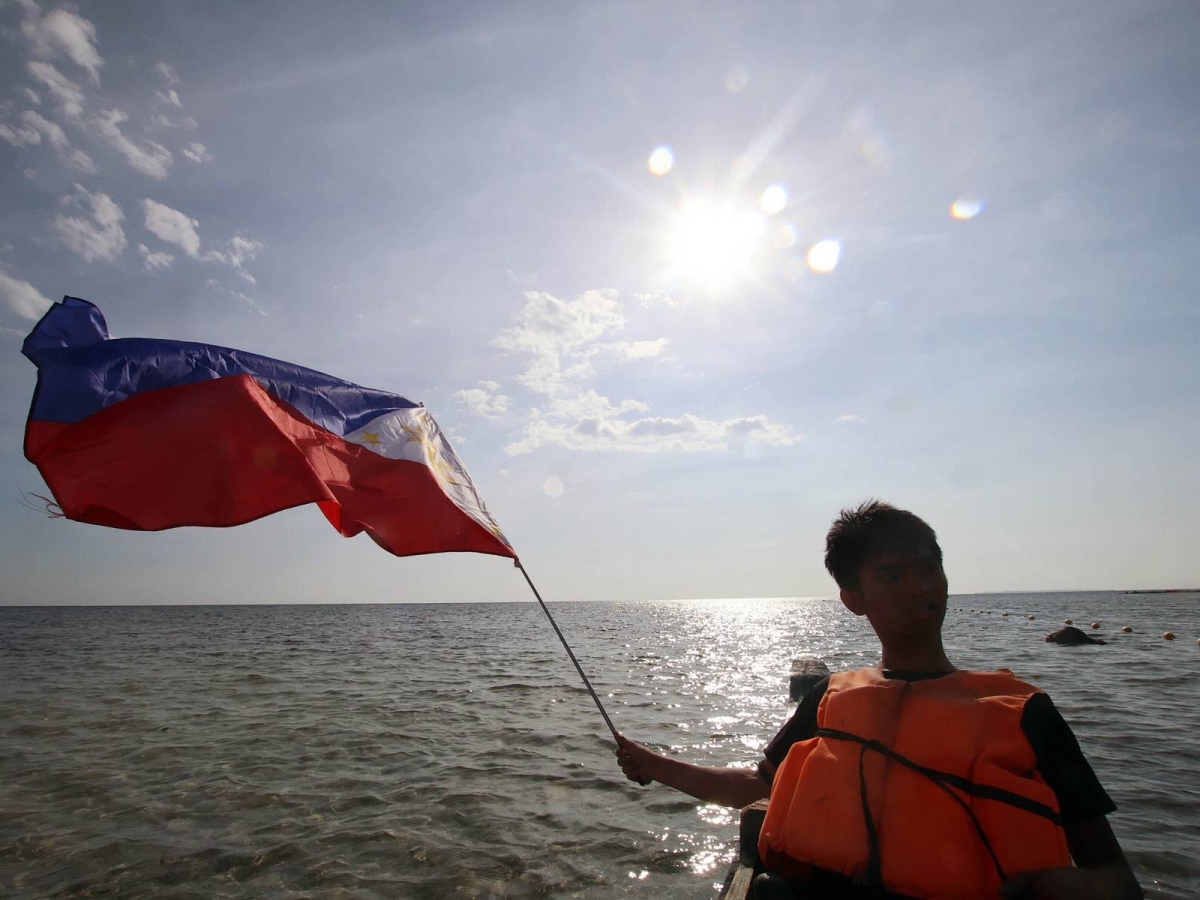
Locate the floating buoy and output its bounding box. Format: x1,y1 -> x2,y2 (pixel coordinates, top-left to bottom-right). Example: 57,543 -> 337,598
1195,638 -> 1199,647
1064,619 -> 1073,625
1121,626 -> 1132,633
1027,615 -> 1036,620
1090,623 -> 1101,629
1002,612 -> 1009,617
1163,632 -> 1176,641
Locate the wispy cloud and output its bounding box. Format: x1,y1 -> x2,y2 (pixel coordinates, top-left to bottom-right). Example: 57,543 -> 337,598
27,61 -> 85,119
154,62 -> 179,86
95,109 -> 172,179
0,110 -> 97,172
139,202 -> 263,282
181,142 -> 212,163
506,404 -> 800,455
155,89 -> 182,107
0,266 -> 53,320
636,290 -> 685,308
53,184 -> 125,262
142,199 -> 199,256
453,381 -> 511,419
137,243 -> 174,272
0,117 -> 41,147
20,4 -> 104,86
495,289 -> 797,455
585,338 -> 669,361
204,236 -> 263,283
494,289 -> 626,395
835,414 -> 865,424
148,114 -> 198,130
207,278 -> 267,316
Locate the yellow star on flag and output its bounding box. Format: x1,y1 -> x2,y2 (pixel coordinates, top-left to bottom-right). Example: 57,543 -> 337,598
359,431 -> 382,447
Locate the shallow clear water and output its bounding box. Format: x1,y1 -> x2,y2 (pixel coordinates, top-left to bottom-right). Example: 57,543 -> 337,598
1,592 -> 1196,899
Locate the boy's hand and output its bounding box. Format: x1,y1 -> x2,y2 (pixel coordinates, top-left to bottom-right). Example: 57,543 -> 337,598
614,732 -> 654,785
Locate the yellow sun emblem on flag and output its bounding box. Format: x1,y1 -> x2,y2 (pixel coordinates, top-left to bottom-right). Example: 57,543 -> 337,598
398,421 -> 426,447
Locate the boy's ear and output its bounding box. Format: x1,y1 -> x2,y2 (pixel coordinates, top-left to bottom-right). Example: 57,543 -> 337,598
840,586 -> 867,617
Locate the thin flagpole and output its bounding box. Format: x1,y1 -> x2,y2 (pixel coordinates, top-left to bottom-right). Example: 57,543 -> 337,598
515,558 -> 619,740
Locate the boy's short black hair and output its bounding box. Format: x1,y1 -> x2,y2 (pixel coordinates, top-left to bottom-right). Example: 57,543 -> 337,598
824,500 -> 943,589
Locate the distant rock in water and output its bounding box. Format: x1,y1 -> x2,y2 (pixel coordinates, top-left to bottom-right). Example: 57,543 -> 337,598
1046,626 -> 1106,646
789,657 -> 831,700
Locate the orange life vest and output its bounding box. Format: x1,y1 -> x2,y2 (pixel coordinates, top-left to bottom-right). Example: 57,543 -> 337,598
758,669 -> 1072,900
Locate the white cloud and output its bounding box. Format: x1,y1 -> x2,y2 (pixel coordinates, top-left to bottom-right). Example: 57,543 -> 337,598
203,235 -> 263,281
155,89 -> 182,107
0,267 -> 53,320
142,199 -> 199,256
506,403 -> 800,455
53,184 -> 125,263
62,146 -> 97,172
1,110 -> 97,172
207,279 -> 267,316
505,268 -> 538,285
137,243 -> 174,271
494,288 -> 797,455
21,5 -> 103,85
95,109 -> 172,179
453,381 -> 512,419
494,289 -> 625,394
147,114 -> 198,130
155,62 -> 179,86
27,61 -> 85,119
636,290 -> 686,308
586,338 -> 669,361
19,87 -> 41,105
0,118 -> 41,146
543,389 -> 649,420
22,110 -> 65,147
835,414 -> 865,424
181,141 -> 212,163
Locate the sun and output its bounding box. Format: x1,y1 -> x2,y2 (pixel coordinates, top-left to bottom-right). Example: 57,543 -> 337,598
664,195 -> 767,287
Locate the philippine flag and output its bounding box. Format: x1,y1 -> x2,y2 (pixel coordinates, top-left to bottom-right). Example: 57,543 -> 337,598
22,297 -> 514,559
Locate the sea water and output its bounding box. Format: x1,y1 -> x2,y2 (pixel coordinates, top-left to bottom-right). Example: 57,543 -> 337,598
1,593 -> 1197,899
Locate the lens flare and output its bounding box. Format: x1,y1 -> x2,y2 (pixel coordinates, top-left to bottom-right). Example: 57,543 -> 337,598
725,65 -> 749,93
783,257 -> 806,281
543,476 -> 564,498
806,240 -> 841,274
648,146 -> 674,176
759,184 -> 787,215
950,198 -> 983,220
772,223 -> 797,249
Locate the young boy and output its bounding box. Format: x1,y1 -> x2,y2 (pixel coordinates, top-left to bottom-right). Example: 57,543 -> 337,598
615,501 -> 1141,900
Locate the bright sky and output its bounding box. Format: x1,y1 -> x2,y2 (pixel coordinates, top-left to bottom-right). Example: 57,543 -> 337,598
2,1 -> 1198,605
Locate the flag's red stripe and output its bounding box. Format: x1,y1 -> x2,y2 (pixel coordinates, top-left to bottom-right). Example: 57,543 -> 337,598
25,374 -> 514,559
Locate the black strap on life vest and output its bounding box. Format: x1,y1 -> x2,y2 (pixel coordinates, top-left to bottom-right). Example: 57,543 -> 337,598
818,726 -> 1065,889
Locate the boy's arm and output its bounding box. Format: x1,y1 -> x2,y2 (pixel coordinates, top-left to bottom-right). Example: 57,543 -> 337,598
615,733 -> 771,809
1000,815 -> 1142,899
1002,693 -> 1141,897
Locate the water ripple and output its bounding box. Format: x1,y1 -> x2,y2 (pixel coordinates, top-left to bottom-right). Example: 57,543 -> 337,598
1,594 -> 1196,898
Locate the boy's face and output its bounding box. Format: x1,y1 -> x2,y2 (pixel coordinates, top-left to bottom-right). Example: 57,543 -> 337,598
841,539 -> 948,641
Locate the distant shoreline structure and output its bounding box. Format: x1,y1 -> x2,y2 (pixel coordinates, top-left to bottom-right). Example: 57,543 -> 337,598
1123,589 -> 1199,595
